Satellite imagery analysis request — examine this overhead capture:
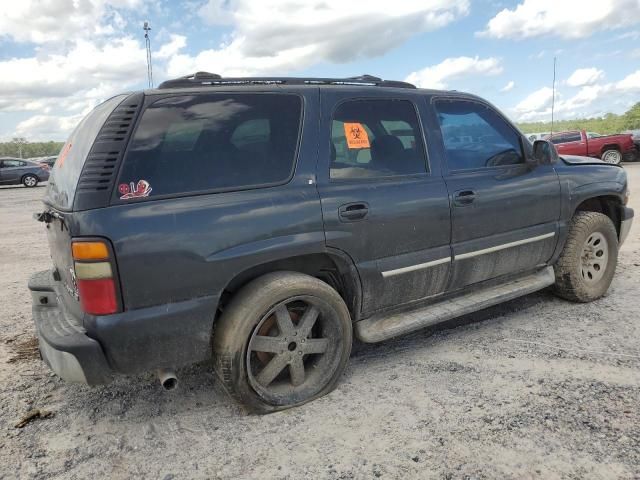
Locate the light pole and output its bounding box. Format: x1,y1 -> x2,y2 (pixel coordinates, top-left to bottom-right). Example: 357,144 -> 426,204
144,21 -> 154,88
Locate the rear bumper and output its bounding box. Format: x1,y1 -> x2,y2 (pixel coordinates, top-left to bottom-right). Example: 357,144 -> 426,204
619,206 -> 634,246
29,269 -> 218,384
29,270 -> 112,385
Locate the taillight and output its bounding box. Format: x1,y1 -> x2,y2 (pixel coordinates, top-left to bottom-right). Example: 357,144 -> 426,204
71,240 -> 119,315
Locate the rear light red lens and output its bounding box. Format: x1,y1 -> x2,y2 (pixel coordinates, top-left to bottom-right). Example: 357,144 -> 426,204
77,278 -> 118,315
71,240 -> 120,315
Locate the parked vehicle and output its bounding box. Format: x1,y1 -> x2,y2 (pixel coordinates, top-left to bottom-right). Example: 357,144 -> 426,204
34,156 -> 59,168
622,129 -> 640,159
545,129 -> 635,164
29,73 -> 633,412
0,157 -> 49,187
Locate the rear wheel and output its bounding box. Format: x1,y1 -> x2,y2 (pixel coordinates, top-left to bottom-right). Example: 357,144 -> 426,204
22,174 -> 38,187
553,212 -> 618,302
213,271 -> 352,413
601,149 -> 622,165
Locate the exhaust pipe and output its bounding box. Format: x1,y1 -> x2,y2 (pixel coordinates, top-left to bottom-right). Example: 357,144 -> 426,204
157,369 -> 178,391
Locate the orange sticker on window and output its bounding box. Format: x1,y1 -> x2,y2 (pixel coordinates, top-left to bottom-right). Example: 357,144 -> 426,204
344,123 -> 370,149
57,143 -> 72,168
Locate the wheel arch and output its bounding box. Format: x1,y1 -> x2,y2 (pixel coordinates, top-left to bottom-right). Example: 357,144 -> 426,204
218,250 -> 362,322
574,194 -> 622,236
600,144 -> 621,155
21,172 -> 39,183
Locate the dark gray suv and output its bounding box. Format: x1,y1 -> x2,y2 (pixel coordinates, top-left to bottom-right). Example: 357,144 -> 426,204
29,73 -> 633,412
0,157 -> 50,187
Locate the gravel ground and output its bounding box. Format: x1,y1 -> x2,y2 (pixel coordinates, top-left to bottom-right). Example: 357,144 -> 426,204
1,166 -> 639,480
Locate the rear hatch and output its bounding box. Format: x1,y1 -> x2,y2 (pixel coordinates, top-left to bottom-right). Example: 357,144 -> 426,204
40,94 -> 140,312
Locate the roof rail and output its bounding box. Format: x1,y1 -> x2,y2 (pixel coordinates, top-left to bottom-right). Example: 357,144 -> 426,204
157,73 -> 416,89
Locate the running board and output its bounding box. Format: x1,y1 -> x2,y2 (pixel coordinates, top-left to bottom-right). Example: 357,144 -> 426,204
355,267 -> 555,343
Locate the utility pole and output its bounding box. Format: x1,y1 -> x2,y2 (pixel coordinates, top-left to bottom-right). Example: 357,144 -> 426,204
551,56 -> 556,135
144,21 -> 154,88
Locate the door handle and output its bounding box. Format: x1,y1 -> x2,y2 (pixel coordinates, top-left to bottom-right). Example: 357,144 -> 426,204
453,190 -> 476,206
339,202 -> 369,222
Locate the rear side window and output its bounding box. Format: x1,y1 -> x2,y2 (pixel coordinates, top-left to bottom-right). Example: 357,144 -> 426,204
44,95 -> 127,210
118,94 -> 302,198
435,99 -> 524,170
551,132 -> 581,144
330,99 -> 427,180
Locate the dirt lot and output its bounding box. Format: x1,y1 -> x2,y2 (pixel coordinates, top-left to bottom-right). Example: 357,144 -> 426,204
1,166 -> 639,480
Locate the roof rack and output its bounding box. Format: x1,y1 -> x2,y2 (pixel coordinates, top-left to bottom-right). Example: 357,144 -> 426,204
157,72 -> 416,90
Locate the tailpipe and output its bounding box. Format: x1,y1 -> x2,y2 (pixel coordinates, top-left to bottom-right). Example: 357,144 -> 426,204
157,369 -> 178,391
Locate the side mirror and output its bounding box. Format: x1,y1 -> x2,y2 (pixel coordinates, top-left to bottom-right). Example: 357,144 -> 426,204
532,139 -> 559,165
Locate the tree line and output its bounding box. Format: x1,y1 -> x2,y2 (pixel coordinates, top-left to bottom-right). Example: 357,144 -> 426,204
517,102 -> 640,135
0,138 -> 64,159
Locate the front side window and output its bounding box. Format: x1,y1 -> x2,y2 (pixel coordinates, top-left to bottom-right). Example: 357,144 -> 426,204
330,99 -> 426,179
118,94 -> 302,198
435,99 -> 524,170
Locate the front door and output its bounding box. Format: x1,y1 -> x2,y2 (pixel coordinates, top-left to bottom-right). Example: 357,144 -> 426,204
0,159 -> 24,184
317,91 -> 452,315
430,97 -> 561,290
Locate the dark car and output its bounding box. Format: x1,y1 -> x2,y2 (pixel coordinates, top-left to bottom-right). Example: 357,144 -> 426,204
36,156 -> 59,168
29,73 -> 633,412
0,157 -> 49,187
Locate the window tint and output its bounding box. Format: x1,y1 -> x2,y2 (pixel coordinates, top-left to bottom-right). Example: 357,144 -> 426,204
435,100 -> 524,170
550,132 -> 581,144
119,94 -> 302,197
330,99 -> 426,179
2,160 -> 24,167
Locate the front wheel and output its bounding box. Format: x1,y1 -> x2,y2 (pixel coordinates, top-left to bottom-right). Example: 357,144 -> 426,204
213,272 -> 352,413
22,174 -> 38,187
601,149 -> 622,165
553,212 -> 618,302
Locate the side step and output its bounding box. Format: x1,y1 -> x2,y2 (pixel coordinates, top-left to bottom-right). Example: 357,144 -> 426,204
355,267 -> 555,343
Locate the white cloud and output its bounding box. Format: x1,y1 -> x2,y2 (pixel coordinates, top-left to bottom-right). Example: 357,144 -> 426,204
14,114 -> 86,140
515,87 -> 555,115
512,69 -> 640,122
0,38 -> 147,111
169,0 -> 470,76
405,56 -> 502,89
0,0 -> 142,44
566,68 -> 604,87
501,80 -> 515,92
155,34 -> 187,59
479,0 -> 640,40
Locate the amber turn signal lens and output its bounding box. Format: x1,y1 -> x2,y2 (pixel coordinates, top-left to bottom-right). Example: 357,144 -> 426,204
72,241 -> 109,260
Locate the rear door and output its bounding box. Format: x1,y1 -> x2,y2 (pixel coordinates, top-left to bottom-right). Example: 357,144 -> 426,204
317,90 -> 451,315
429,97 -> 561,290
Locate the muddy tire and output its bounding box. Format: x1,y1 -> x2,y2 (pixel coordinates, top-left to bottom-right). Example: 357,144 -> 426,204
22,174 -> 38,187
553,212 -> 618,302
212,271 -> 352,413
601,149 -> 622,165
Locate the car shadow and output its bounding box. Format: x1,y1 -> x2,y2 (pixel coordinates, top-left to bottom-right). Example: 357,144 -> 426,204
54,289 -> 553,419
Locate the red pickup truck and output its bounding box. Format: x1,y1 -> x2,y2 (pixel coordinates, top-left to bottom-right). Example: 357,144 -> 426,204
545,130 -> 636,164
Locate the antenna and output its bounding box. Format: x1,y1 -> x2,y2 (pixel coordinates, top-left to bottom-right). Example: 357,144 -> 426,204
551,56 -> 556,135
143,21 -> 153,88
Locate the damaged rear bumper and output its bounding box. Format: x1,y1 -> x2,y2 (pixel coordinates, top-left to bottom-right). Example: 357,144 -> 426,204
28,270 -> 112,385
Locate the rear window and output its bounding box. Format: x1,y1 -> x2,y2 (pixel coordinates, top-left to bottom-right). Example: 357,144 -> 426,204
44,95 -> 127,210
117,94 -> 302,199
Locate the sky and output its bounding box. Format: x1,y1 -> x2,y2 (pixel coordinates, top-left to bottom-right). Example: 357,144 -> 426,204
0,0 -> 639,141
